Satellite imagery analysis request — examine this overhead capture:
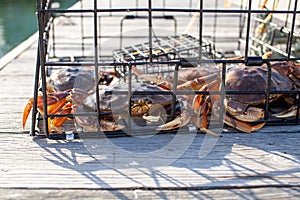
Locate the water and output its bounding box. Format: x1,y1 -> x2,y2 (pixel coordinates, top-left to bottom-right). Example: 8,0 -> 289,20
0,0 -> 78,58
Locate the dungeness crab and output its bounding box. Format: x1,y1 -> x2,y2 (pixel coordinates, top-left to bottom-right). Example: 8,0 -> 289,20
22,66 -> 121,134
134,52 -> 300,133
74,79 -> 178,132
23,66 -> 179,134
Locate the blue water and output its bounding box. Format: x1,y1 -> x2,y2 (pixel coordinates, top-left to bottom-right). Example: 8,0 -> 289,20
0,0 -> 78,58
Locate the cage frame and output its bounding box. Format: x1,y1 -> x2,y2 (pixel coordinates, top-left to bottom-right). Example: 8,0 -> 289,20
32,0 -> 300,139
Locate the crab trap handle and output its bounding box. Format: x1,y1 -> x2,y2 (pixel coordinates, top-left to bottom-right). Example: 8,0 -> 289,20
246,56 -> 264,66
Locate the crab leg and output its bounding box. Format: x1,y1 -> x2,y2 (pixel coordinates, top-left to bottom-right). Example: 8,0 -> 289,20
157,96 -> 194,131
158,79 -> 221,135
255,0 -> 279,35
51,102 -> 73,134
224,115 -> 266,133
225,99 -> 265,122
22,91 -> 71,129
100,120 -> 125,132
193,98 -> 223,137
22,98 -> 35,129
194,78 -> 267,133
273,105 -> 299,118
194,96 -> 211,131
176,73 -> 219,91
194,79 -> 225,137
131,65 -> 164,84
22,95 -> 51,127
192,82 -> 213,129
47,98 -> 67,114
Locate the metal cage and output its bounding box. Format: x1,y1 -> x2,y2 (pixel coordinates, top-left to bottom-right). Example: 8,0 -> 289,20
32,0 -> 300,139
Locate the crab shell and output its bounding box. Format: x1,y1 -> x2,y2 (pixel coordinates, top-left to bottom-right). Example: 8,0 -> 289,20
225,64 -> 292,105
96,82 -> 174,113
74,81 -> 176,131
165,63 -> 219,85
223,63 -> 295,123
49,66 -> 96,92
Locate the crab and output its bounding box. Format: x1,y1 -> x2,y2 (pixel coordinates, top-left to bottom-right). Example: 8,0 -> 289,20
154,55 -> 300,134
47,66 -> 120,93
23,65 -> 178,134
74,80 -> 178,132
22,66 -> 121,134
47,66 -> 95,93
223,62 -> 294,123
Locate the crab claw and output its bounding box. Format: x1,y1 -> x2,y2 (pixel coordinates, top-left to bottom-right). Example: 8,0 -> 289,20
225,99 -> 265,122
262,51 -> 272,59
156,110 -> 192,131
224,115 -> 266,133
273,105 -> 299,118
157,96 -> 193,131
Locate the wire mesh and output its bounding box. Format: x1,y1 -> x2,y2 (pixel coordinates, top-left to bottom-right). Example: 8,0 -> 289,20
31,0 -> 300,139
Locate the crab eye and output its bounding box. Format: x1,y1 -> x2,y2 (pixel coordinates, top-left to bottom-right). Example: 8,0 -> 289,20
144,98 -> 151,104
138,99 -> 144,104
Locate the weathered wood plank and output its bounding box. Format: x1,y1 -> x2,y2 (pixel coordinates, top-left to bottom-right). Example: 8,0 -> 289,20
0,187 -> 299,200
0,131 -> 299,190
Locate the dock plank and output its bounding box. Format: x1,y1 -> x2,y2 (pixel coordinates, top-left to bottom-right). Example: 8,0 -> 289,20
0,131 -> 299,190
0,187 -> 299,200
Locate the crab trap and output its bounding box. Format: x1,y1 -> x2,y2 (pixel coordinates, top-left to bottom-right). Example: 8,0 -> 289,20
29,0 -> 300,139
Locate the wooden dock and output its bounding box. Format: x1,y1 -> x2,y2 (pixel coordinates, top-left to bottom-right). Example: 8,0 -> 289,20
0,0 -> 300,199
